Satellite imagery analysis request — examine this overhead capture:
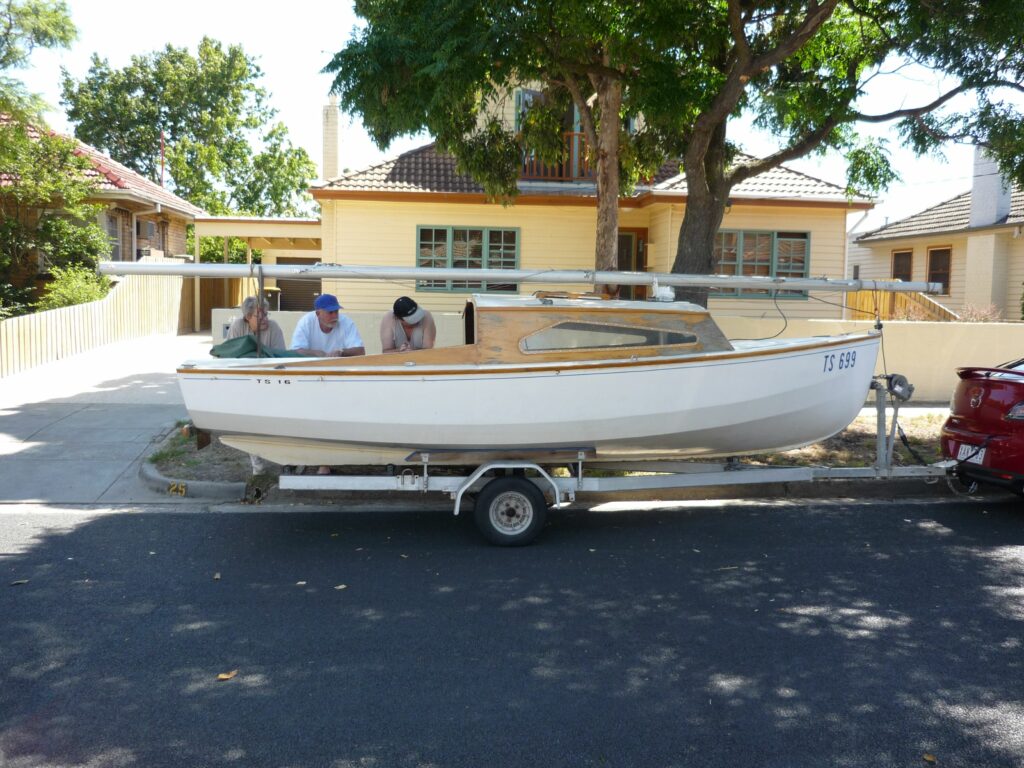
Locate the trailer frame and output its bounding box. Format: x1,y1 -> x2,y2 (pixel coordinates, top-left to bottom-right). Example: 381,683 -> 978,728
276,374 -> 954,545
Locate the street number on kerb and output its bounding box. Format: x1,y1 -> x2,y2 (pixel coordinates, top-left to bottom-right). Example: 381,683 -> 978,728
823,351 -> 856,372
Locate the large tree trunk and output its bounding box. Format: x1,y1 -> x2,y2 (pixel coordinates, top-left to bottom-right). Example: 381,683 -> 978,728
592,79 -> 622,292
670,124 -> 731,307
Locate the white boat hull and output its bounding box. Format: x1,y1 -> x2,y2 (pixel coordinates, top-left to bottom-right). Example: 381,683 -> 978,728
180,333 -> 880,465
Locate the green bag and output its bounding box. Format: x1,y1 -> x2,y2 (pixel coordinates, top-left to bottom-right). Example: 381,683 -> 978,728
210,335 -> 305,359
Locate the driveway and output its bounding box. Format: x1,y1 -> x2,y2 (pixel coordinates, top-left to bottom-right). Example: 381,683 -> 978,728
0,334 -> 213,503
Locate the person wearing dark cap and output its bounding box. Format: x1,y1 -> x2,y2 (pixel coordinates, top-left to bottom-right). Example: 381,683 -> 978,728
291,293 -> 365,357
380,296 -> 436,353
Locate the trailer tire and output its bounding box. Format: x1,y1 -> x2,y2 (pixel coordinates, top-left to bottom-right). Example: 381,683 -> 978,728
474,476 -> 547,546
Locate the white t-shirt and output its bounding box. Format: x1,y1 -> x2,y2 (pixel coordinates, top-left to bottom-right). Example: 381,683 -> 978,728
290,311 -> 364,354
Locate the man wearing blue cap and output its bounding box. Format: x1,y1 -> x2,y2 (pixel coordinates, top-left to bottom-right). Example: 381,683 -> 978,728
290,293 -> 365,357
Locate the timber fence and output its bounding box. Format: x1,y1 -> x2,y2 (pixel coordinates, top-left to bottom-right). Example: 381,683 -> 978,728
0,258 -> 185,379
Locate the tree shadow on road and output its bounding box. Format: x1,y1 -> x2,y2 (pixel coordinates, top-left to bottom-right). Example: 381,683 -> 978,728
1,499 -> 1022,767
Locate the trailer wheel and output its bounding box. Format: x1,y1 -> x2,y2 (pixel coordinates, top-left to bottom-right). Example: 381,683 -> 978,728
474,476 -> 547,546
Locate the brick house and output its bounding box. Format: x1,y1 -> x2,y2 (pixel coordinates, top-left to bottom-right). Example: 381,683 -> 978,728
1,116 -> 204,295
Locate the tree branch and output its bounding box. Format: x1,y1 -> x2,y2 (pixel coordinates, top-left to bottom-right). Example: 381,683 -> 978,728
728,116 -> 842,188
690,0 -> 842,161
563,75 -> 598,149
856,81 -> 1024,123
747,0 -> 842,75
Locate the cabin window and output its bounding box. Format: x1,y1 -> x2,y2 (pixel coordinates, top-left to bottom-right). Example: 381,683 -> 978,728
521,321 -> 697,353
415,226 -> 519,292
927,247 -> 951,295
892,250 -> 912,282
711,230 -> 809,297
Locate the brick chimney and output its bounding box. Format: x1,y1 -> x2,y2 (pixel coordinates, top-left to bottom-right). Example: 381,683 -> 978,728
322,95 -> 340,181
968,145 -> 1012,228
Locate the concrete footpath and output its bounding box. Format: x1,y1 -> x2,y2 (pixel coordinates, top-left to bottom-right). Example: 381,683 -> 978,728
0,334 -> 213,504
0,332 -> 959,507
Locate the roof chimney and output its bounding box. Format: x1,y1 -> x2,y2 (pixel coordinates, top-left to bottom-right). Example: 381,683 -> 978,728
969,145 -> 1012,228
322,95 -> 340,181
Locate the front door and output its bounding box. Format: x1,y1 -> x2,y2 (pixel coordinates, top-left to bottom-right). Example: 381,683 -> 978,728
616,228 -> 648,300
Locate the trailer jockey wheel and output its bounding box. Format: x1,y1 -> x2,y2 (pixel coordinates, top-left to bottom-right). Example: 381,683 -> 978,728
474,476 -> 547,546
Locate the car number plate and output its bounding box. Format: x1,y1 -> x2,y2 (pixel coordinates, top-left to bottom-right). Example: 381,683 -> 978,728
956,443 -> 986,464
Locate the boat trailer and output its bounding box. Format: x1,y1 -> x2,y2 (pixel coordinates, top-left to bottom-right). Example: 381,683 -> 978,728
277,373 -> 954,545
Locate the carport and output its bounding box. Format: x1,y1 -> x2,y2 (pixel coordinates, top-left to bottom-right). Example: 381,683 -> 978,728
191,216 -> 322,329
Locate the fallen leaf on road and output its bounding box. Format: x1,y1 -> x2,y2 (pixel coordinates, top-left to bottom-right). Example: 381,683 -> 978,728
923,754 -> 937,764
10,579 -> 28,586
217,670 -> 238,681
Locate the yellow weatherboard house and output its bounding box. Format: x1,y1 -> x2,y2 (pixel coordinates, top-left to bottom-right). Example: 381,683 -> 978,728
201,96 -> 873,321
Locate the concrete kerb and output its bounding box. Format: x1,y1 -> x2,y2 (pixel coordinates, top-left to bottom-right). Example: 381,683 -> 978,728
137,426 -> 248,502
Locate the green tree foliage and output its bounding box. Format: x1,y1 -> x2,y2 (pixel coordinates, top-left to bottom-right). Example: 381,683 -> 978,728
0,0 -> 75,120
60,37 -> 317,218
325,0 -> 666,280
35,263 -> 110,311
0,120 -> 108,317
327,0 -> 1024,305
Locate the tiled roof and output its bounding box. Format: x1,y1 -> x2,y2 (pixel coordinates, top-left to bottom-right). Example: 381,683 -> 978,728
0,115 -> 205,217
318,142 -> 865,204
323,144 -> 486,194
73,142 -> 205,217
653,154 -> 858,202
856,186 -> 1024,242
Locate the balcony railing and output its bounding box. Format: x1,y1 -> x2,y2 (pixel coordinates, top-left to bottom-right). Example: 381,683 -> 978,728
520,131 -> 593,182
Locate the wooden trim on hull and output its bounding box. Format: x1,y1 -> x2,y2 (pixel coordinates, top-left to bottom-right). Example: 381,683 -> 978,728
179,332 -> 880,379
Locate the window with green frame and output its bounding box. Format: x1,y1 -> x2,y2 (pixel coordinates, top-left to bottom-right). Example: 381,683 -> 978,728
416,226 -> 520,292
711,230 -> 810,297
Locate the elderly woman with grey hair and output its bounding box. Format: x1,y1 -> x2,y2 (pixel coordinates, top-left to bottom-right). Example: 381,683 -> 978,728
227,295 -> 286,350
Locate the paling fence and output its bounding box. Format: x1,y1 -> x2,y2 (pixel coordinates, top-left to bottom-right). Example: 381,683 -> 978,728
0,272 -> 183,379
845,285 -> 960,321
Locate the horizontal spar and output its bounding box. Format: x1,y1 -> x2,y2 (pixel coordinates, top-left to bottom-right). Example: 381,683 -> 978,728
97,262 -> 942,294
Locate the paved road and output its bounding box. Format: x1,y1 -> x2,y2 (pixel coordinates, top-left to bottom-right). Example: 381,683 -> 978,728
2,497 -> 1023,768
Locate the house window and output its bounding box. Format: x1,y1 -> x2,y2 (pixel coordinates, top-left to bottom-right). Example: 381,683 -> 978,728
416,226 -> 519,292
927,247 -> 951,295
712,230 -> 809,297
892,250 -> 912,282
852,265 -> 861,280
105,212 -> 122,261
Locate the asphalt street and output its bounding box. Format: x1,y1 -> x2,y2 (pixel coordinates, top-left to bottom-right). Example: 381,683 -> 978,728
1,334 -> 1022,767
1,496 -> 1023,768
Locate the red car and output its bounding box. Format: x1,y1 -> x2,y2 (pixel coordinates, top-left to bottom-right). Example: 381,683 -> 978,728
941,358 -> 1024,496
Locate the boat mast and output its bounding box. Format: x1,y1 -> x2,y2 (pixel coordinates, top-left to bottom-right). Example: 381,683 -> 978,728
99,262 -> 941,295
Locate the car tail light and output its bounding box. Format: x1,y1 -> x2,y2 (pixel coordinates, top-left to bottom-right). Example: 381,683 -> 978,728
1006,402 -> 1024,420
